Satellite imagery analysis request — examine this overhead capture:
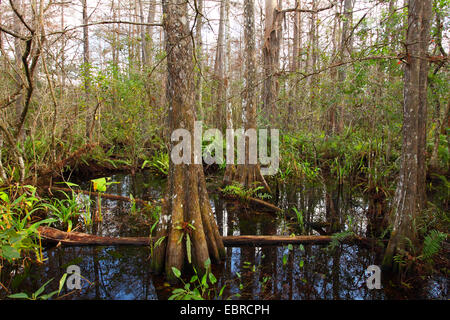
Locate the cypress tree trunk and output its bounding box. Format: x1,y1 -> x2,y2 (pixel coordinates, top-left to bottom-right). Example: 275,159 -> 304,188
213,0 -> 226,131
195,0 -> 204,120
383,0 -> 432,270
223,0 -> 270,193
151,0 -> 225,283
337,0 -> 353,133
82,0 -> 92,140
262,0 -> 282,127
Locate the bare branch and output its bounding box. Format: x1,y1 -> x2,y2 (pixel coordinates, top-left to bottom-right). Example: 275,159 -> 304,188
281,1 -> 335,14
0,24 -> 29,40
47,20 -> 163,37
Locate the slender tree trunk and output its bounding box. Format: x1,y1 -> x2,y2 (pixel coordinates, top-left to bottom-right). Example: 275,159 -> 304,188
337,0 -> 353,133
194,0 -> 204,120
138,0 -> 147,67
262,0 -> 282,127
146,0 -> 156,67
213,0 -> 226,130
326,5 -> 340,136
383,0 -> 432,270
151,0 -> 225,282
14,0 -> 24,142
0,136 -> 7,183
82,0 -> 92,140
287,0 -> 302,131
223,0 -> 235,185
224,0 -> 270,193
429,7 -> 447,169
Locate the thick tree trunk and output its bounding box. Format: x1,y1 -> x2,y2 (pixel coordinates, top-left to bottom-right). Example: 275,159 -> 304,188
151,0 -> 225,282
383,0 -> 432,269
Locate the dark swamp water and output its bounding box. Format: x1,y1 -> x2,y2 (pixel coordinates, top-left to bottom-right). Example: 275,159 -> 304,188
2,171 -> 448,300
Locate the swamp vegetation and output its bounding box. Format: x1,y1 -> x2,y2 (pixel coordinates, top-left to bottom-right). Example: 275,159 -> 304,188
0,0 -> 449,300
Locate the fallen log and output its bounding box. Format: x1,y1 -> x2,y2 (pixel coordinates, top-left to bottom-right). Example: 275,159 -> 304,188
38,226 -> 380,247
42,186 -> 156,206
38,226 -> 150,246
219,189 -> 282,212
38,144 -> 97,179
246,197 -> 282,212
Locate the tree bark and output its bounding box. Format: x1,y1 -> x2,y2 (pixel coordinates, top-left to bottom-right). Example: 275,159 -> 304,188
82,0 -> 92,140
14,0 -> 24,142
223,0 -> 235,185
262,0 -> 282,126
213,0 -> 226,130
383,0 -> 432,270
336,0 -> 353,133
194,0 -> 204,120
38,226 -> 383,247
151,0 -> 225,282
224,0 -> 270,193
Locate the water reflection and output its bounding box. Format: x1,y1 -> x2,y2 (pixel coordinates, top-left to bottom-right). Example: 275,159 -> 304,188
1,172 -> 447,300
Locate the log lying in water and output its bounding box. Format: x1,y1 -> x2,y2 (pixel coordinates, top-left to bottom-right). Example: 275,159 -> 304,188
219,189 -> 282,212
38,226 -> 375,247
246,197 -> 282,212
42,186 -> 156,206
38,226 -> 150,246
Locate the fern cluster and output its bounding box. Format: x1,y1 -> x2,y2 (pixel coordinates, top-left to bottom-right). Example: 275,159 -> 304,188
421,230 -> 447,262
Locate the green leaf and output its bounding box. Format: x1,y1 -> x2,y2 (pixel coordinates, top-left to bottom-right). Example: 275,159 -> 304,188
201,274 -> 208,288
204,258 -> 211,269
219,284 -> 226,297
208,273 -> 217,284
177,233 -> 184,244
61,182 -> 79,188
39,290 -> 58,300
34,278 -> 53,298
58,273 -> 68,295
0,191 -> 9,203
8,293 -> 29,299
283,254 -> 288,266
1,245 -> 21,260
171,267 -> 181,278
186,234 -> 192,264
91,177 -> 107,192
172,288 -> 185,294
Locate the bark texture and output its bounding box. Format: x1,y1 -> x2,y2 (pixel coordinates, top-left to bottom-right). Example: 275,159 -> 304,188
151,0 -> 225,282
383,0 -> 432,269
223,0 -> 270,193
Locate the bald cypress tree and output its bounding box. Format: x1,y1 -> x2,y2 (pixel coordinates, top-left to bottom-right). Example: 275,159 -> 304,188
151,0 -> 225,282
383,0 -> 432,269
